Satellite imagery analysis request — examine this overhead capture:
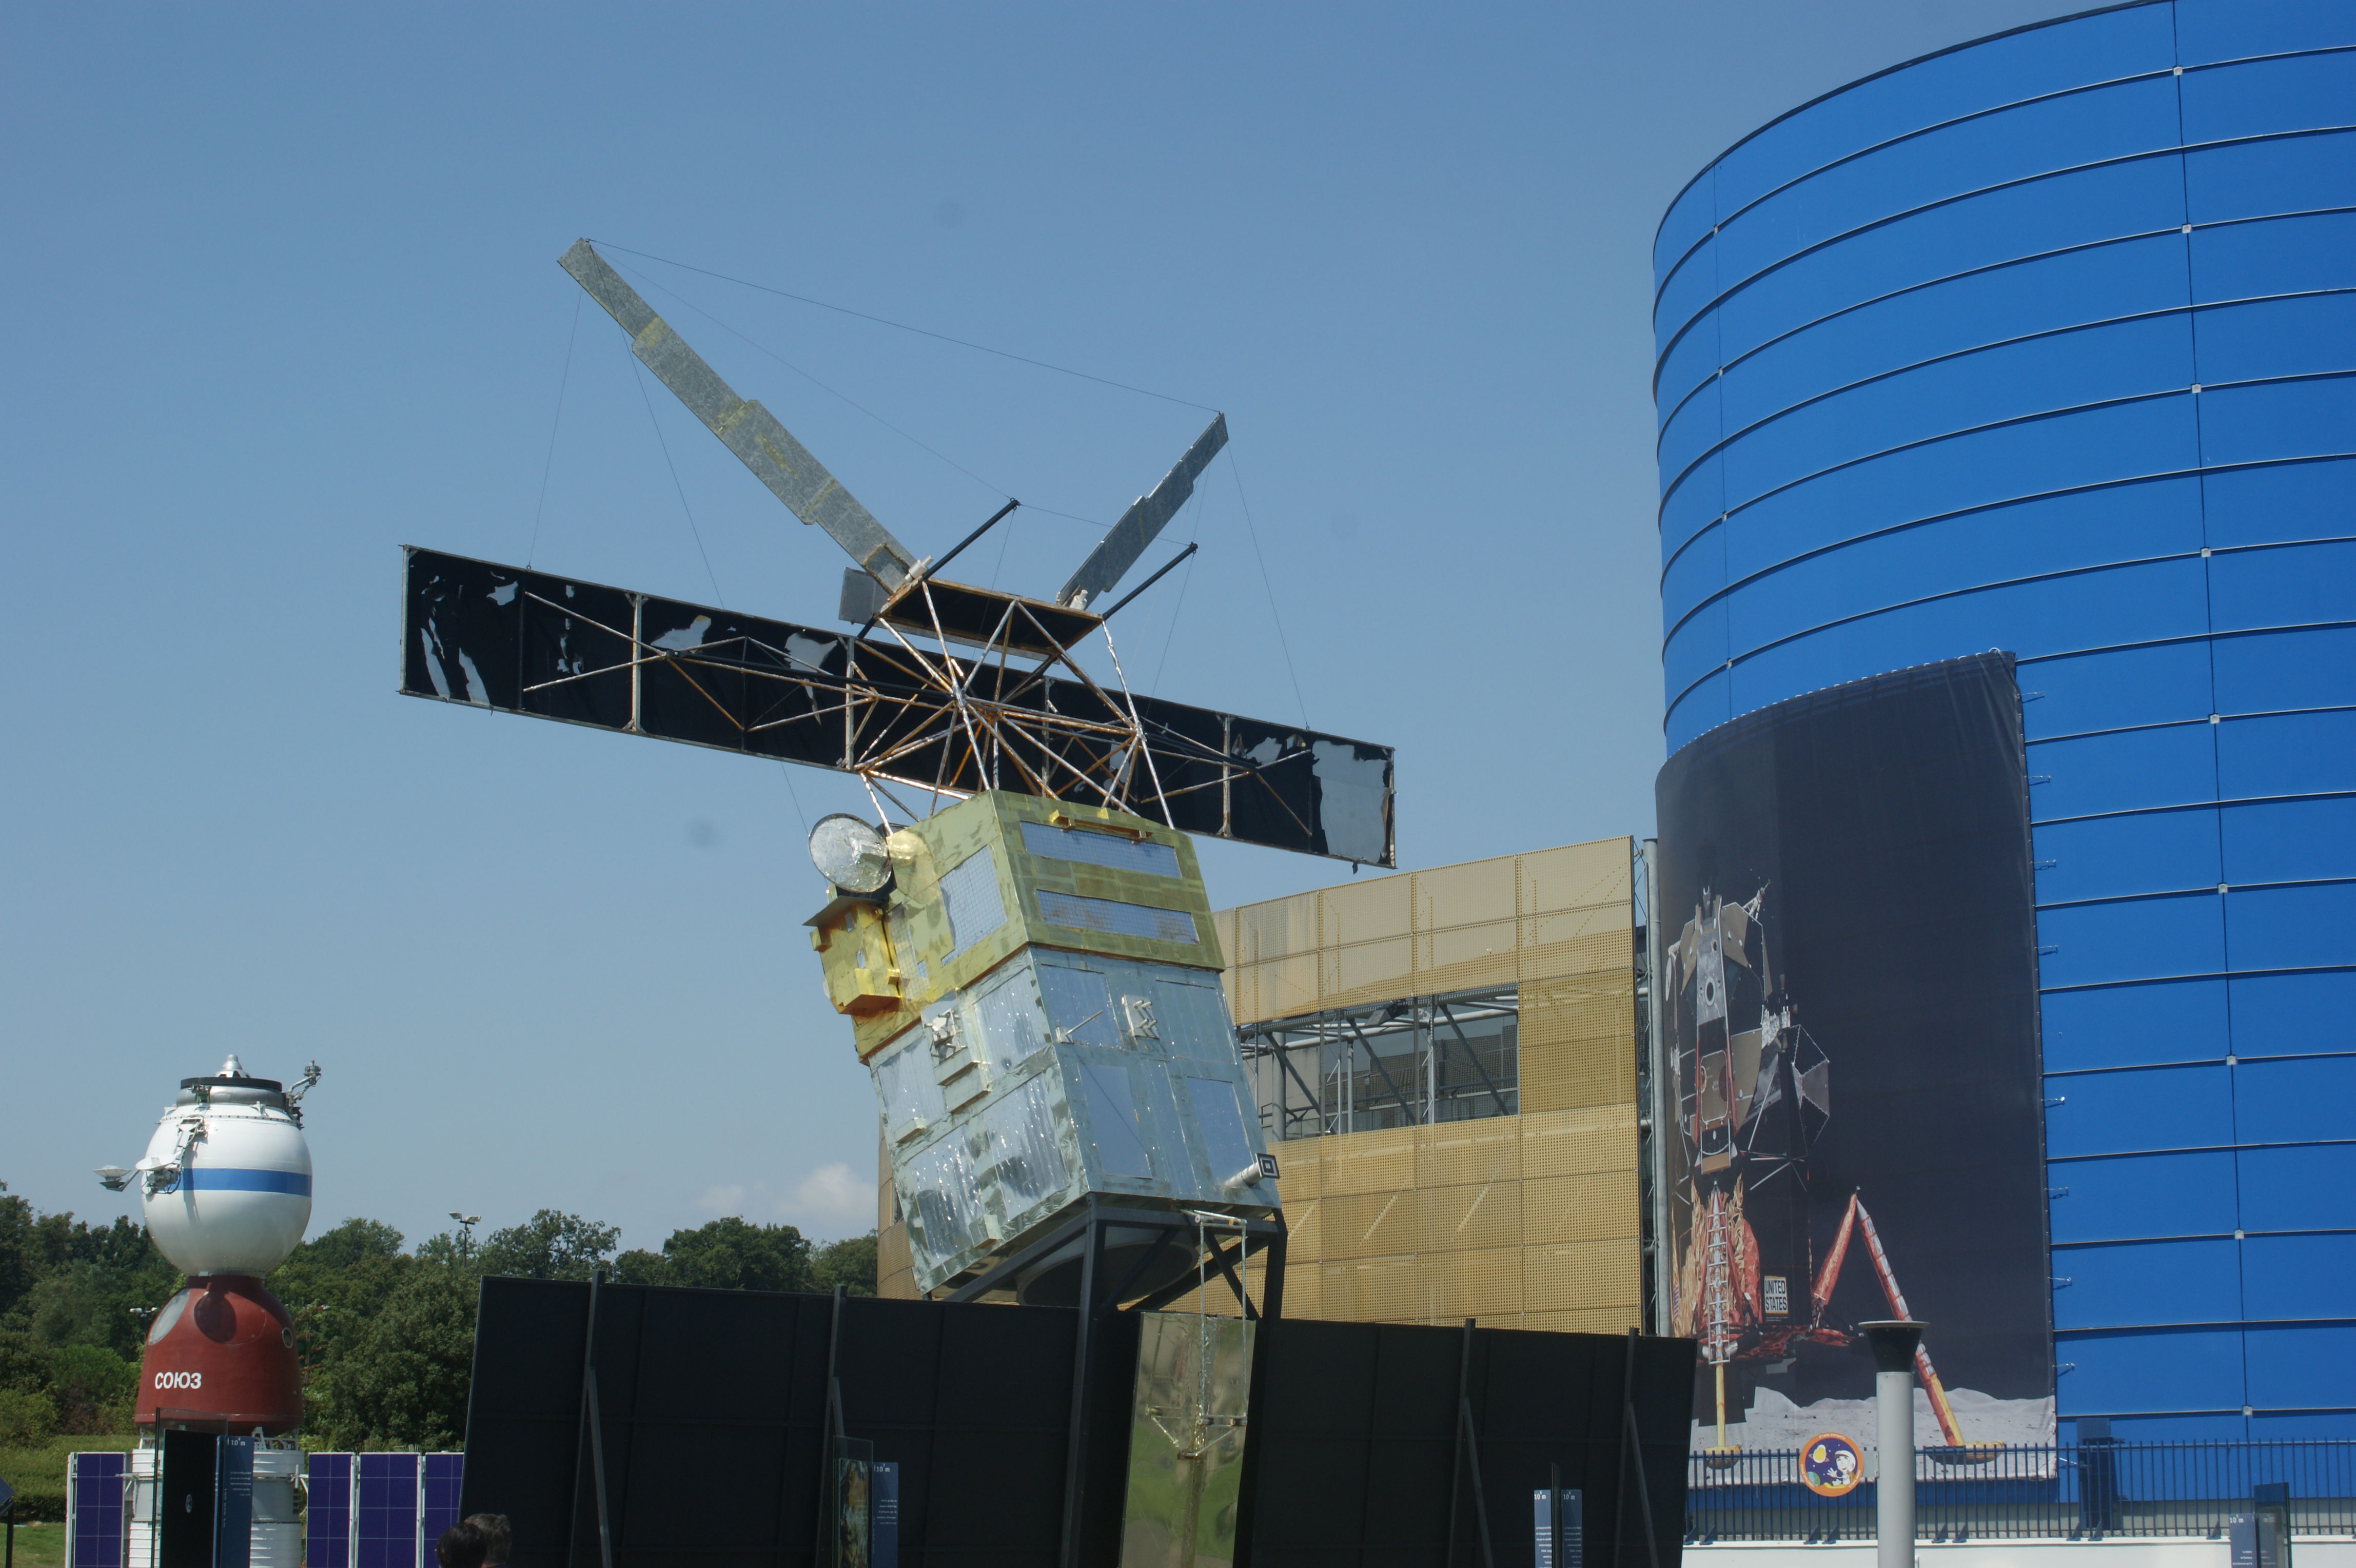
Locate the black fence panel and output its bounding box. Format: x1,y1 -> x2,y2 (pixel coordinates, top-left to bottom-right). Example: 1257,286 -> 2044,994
1246,1320 -> 1693,1568
461,1279 -> 1075,1568
461,1277 -> 1695,1568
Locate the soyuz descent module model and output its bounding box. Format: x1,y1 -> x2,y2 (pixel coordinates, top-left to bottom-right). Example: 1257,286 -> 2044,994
95,1055 -> 319,1564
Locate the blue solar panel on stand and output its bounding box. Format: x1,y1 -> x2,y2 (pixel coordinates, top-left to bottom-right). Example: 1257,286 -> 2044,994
307,1453 -> 356,1568
353,1453 -> 422,1568
421,1455 -> 465,1554
67,1452 -> 128,1568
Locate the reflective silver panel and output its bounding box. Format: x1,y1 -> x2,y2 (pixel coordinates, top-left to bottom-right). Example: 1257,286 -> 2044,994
873,1033 -> 942,1142
1150,979 -> 1234,1064
1039,963 -> 1120,1047
903,1139 -> 981,1272
981,1077 -> 1070,1220
1120,1310 -> 1254,1568
1080,1062 -> 1154,1178
1184,1077 -> 1256,1184
870,946 -> 1272,1292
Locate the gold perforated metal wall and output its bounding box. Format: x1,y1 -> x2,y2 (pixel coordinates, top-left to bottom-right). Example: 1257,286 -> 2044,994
1163,837 -> 1644,1328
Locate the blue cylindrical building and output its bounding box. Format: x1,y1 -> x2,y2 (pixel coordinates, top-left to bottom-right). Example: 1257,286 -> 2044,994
1653,1 -> 2356,1438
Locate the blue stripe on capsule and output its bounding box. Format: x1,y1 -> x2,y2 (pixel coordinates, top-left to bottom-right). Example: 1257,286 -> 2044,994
178,1168 -> 312,1196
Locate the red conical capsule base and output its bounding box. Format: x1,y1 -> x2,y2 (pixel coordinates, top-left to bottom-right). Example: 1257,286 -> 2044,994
135,1275 -> 303,1434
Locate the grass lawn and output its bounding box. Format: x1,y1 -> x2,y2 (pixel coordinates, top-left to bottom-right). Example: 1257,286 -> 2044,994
4,1521 -> 67,1568
0,1436 -> 139,1526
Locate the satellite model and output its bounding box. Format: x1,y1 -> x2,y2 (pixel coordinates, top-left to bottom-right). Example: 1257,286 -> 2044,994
1664,888 -> 1970,1456
810,794 -> 1271,1300
94,1054 -> 320,1563
400,242 -> 1396,1308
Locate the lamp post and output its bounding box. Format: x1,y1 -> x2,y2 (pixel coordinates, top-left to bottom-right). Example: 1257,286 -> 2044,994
450,1212 -> 481,1259
1859,1321 -> 1925,1568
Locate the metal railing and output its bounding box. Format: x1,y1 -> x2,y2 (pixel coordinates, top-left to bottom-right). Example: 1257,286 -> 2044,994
1685,1441 -> 2356,1543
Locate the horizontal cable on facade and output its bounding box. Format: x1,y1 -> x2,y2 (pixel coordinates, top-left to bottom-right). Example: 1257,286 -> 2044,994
2034,871 -> 2356,911
1651,31 -> 2356,289
1666,547 -> 2213,714
1666,582 -> 2356,723
1653,62 -> 2189,309
1654,284 -> 2356,498
2030,707 -> 2356,751
1658,205 -> 2356,430
1660,363 -> 2355,562
2047,1136 -> 2356,1163
2053,1229 -> 2356,1246
2032,784 -> 2356,831
1665,444 -> 2356,598
1654,123 -> 2356,369
2040,959 -> 2356,994
2047,1050 -> 2356,1081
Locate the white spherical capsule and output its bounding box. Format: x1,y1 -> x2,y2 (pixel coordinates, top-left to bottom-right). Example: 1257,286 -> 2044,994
138,1056 -> 313,1278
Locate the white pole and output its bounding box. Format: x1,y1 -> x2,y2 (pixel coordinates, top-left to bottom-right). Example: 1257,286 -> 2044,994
1861,1321 -> 1925,1568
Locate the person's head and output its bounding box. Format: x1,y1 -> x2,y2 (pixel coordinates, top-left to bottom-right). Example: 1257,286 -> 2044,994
436,1523 -> 488,1568
464,1515 -> 513,1568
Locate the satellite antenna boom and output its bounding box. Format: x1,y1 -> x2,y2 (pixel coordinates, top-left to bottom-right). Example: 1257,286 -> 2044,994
1055,413 -> 1228,609
558,239 -> 919,589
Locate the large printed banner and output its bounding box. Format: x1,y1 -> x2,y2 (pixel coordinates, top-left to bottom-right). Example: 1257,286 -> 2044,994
1654,652 -> 2053,1458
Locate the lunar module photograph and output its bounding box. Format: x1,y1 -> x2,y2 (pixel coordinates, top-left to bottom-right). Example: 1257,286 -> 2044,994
1663,886 -> 1973,1460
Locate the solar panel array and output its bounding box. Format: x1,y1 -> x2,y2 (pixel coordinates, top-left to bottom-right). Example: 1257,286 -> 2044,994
65,1447 -> 463,1568
423,1455 -> 466,1551
306,1452 -> 357,1568
66,1453 -> 128,1568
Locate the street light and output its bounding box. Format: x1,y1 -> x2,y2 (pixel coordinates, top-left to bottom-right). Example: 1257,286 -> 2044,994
450,1212 -> 481,1258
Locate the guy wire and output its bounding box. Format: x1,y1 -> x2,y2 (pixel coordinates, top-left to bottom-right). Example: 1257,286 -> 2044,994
614,260 -> 1115,535
1228,448 -> 1312,730
526,294 -> 584,567
623,346 -> 813,839
629,355 -> 724,607
592,239 -> 1219,414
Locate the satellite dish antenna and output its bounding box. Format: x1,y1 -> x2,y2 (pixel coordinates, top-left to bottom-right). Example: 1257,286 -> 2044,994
809,814 -> 892,893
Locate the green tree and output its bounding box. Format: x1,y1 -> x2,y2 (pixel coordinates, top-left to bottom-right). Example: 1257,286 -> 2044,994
812,1232 -> 877,1297
49,1342 -> 135,1432
477,1210 -> 619,1281
270,1218 -> 416,1381
309,1264 -> 478,1450
614,1217 -> 813,1292
0,1384 -> 56,1445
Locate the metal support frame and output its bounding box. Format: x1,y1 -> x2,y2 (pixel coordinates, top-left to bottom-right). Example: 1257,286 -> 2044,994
814,1284 -> 851,1568
1446,1318 -> 1498,1568
1240,985 -> 1519,1141
566,1265 -> 614,1568
1616,1326 -> 1663,1568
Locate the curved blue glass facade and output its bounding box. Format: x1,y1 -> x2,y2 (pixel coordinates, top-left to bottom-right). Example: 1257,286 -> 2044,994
1653,2 -> 2356,1438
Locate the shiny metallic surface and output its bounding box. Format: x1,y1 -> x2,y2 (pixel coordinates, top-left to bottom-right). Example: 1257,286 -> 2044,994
1655,2 -> 2356,1438
809,813 -> 893,893
1057,413 -> 1229,610
558,240 -> 917,587
1119,1310 -> 1254,1568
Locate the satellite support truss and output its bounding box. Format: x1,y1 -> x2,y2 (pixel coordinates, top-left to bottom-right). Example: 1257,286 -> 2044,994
398,243 -> 1394,866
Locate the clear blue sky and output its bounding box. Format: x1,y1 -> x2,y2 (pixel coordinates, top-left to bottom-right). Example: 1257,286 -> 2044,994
4,1 -> 2078,1253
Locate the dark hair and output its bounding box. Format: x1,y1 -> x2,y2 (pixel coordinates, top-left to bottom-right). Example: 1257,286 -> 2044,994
464,1514 -> 513,1567
436,1523 -> 489,1568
